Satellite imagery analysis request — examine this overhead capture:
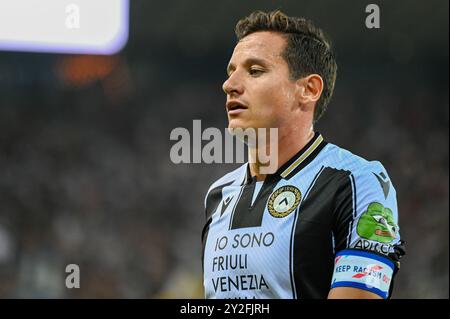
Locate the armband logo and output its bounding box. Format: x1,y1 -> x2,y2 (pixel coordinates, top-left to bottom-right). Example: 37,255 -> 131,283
267,185 -> 301,218
357,202 -> 398,243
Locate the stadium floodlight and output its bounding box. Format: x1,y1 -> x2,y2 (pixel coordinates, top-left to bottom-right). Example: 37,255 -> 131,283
0,0 -> 129,55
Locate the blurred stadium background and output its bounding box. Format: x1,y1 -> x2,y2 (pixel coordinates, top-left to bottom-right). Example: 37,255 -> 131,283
0,0 -> 448,298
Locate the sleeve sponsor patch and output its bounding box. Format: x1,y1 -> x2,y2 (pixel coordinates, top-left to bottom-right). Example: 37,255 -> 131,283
331,249 -> 394,299
356,202 -> 399,243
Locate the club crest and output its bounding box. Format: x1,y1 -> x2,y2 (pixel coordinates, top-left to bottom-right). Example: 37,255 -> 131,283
267,185 -> 301,218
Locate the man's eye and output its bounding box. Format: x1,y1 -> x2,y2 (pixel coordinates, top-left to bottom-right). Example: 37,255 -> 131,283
249,68 -> 264,76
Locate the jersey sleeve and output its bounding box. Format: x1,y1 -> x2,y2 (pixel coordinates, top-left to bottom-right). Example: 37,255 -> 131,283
331,163 -> 406,298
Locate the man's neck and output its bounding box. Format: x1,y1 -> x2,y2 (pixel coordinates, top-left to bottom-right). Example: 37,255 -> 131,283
248,127 -> 315,181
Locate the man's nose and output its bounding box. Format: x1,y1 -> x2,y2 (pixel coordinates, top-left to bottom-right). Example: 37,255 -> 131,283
222,72 -> 244,95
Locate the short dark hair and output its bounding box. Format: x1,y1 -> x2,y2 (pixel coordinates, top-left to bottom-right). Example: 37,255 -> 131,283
235,10 -> 337,124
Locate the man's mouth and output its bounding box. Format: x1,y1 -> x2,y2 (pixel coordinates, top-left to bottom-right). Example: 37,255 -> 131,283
226,100 -> 248,114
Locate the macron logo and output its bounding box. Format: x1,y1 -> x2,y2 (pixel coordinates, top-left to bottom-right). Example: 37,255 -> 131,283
220,196 -> 234,216
373,172 -> 390,199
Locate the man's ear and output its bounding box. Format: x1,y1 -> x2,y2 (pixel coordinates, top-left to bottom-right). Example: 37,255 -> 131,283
296,74 -> 324,105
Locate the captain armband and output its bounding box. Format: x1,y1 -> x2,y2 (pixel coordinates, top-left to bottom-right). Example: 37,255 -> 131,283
330,249 -> 395,299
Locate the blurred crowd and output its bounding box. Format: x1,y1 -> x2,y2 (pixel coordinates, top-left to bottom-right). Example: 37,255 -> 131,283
0,62 -> 447,298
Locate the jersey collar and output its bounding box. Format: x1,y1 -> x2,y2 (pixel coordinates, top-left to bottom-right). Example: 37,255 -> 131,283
241,132 -> 327,184
279,132 -> 326,179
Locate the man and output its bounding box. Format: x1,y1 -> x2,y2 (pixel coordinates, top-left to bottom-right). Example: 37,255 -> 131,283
202,10 -> 405,299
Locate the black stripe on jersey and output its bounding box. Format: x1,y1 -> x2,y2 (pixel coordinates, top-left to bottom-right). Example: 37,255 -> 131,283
333,171 -> 356,252
346,174 -> 357,247
229,175 -> 280,230
227,164 -> 252,229
289,166 -> 325,298
201,181 -> 233,273
292,167 -> 352,299
228,185 -> 245,230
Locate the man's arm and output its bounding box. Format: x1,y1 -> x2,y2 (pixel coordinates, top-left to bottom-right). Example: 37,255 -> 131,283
329,166 -> 404,299
328,287 -> 382,299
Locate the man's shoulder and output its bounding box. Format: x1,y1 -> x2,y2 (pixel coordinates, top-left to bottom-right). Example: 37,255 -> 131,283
320,142 -> 396,199
322,142 -> 390,178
